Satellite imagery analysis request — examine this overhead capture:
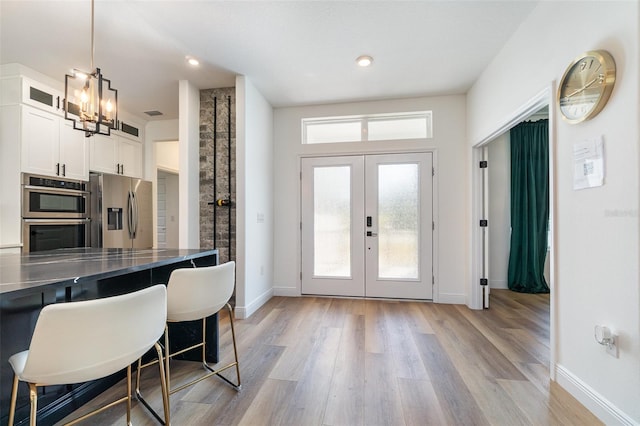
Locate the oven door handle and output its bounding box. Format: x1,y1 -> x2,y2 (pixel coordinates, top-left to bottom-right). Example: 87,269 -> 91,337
23,185 -> 89,196
23,218 -> 90,224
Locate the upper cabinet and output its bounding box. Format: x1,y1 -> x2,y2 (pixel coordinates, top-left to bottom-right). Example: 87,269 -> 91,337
1,76 -> 64,115
116,120 -> 143,143
21,78 -> 64,115
20,105 -> 89,181
89,134 -> 142,178
2,66 -> 146,181
0,64 -> 144,181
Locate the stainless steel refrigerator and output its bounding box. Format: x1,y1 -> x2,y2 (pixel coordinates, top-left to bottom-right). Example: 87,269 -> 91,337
90,173 -> 153,249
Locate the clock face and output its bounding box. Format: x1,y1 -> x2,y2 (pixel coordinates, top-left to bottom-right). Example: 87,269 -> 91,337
558,50 -> 616,124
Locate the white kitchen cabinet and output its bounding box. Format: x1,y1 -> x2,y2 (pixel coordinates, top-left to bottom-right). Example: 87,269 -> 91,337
116,120 -> 143,143
59,121 -> 90,180
1,75 -> 64,115
89,133 -> 143,178
21,78 -> 64,116
118,137 -> 143,178
20,105 -> 89,180
89,133 -> 118,175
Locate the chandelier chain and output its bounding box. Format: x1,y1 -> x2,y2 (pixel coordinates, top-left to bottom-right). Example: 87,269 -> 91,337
90,0 -> 95,71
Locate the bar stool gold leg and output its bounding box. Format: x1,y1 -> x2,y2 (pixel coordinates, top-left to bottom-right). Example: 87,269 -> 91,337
165,324 -> 170,398
28,383 -> 37,426
126,365 -> 132,426
8,374 -> 19,426
154,341 -> 171,426
227,303 -> 241,388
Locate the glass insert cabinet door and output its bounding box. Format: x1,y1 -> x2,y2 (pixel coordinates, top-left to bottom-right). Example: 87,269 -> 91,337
301,153 -> 433,299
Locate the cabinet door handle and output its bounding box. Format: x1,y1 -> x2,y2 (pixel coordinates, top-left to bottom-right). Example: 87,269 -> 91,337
116,163 -> 120,174
62,164 -> 66,177
121,164 -> 124,175
56,163 -> 60,176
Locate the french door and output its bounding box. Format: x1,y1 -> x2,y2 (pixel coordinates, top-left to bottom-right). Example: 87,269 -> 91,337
301,153 -> 433,299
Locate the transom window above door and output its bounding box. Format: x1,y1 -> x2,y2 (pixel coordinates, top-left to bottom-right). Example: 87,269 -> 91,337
302,111 -> 433,144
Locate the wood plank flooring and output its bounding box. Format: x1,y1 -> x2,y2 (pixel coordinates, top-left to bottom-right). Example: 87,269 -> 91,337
58,290 -> 602,425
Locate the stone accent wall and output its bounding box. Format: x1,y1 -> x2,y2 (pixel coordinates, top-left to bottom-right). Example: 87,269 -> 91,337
199,88 -> 236,264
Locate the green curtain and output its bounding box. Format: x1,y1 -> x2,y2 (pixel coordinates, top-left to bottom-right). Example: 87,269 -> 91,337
507,119 -> 549,293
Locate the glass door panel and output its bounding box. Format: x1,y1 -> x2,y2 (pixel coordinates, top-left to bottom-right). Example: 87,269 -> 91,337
378,163 -> 419,279
301,156 -> 365,297
365,153 -> 433,299
313,166 -> 351,277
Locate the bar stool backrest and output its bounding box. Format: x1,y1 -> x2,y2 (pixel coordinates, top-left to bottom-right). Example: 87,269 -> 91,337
166,261 -> 235,323
20,285 -> 167,385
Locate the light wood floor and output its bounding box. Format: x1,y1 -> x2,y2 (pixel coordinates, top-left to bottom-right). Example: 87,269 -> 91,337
59,290 -> 602,425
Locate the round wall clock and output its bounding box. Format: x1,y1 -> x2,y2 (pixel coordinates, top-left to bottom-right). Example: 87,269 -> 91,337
557,50 -> 616,124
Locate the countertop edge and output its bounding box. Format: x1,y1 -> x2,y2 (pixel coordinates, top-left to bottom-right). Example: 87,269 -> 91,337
0,249 -> 218,298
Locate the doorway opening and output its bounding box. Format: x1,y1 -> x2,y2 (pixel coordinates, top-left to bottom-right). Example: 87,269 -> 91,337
471,85 -> 556,378
487,107 -> 550,294
157,170 -> 179,248
301,152 -> 434,299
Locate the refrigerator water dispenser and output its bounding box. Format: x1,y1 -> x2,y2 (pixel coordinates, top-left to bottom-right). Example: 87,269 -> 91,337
107,208 -> 123,230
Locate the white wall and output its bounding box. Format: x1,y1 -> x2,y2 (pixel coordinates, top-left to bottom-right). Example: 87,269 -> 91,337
235,75 -> 274,319
273,95 -> 468,303
145,119 -> 178,181
178,81 -> 200,248
145,120 -> 179,248
157,170 -> 179,248
488,133 -> 510,289
468,2 -> 639,423
0,105 -> 21,252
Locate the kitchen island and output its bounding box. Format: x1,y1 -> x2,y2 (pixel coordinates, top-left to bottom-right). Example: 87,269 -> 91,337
0,247 -> 219,425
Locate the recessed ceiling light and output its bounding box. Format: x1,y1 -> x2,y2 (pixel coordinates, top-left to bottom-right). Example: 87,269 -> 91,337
356,55 -> 373,67
186,56 -> 200,66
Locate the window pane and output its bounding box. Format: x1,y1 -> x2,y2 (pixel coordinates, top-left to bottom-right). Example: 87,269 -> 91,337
368,117 -> 427,141
378,164 -> 419,279
314,166 -> 351,277
306,121 -> 361,144
302,111 -> 432,144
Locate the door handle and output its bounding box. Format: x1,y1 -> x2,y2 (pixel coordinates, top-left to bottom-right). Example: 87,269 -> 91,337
62,164 -> 66,177
127,191 -> 134,239
132,192 -> 138,238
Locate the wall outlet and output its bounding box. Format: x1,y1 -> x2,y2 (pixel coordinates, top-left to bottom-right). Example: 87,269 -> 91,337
606,335 -> 619,358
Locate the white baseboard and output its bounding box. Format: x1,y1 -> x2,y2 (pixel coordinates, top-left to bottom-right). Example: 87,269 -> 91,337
490,279 -> 508,289
555,364 -> 637,426
436,292 -> 466,304
273,286 -> 300,297
235,287 -> 273,319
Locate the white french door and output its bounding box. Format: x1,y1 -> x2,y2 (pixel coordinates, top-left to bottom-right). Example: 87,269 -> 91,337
301,153 -> 433,299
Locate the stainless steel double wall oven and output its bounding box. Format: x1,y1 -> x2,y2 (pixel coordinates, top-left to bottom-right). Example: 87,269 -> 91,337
22,173 -> 90,252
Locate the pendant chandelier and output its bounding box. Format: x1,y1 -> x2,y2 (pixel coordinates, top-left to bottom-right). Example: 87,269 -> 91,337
64,0 -> 117,136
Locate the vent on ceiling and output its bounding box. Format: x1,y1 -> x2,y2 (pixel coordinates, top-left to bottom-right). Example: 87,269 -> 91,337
144,110 -> 164,117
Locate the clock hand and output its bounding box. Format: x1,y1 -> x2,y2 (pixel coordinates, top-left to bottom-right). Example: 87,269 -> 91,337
565,76 -> 600,99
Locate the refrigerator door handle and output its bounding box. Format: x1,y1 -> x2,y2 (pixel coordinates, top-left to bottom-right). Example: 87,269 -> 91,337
132,191 -> 138,239
127,191 -> 135,239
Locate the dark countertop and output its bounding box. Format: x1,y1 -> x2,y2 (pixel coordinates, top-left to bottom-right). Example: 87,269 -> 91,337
0,247 -> 218,296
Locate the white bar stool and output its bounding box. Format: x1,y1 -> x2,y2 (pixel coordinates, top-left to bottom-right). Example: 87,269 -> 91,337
7,285 -> 170,426
136,262 -> 240,423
